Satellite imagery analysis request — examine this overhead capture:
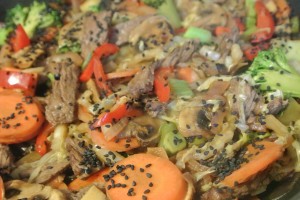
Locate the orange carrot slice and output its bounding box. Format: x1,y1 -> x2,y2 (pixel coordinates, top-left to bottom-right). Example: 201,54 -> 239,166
106,68 -> 140,80
90,129 -> 140,152
105,153 -> 188,200
221,141 -> 284,188
0,91 -> 44,144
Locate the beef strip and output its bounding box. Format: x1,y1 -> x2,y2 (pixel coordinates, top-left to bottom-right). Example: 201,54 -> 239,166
35,161 -> 70,184
161,40 -> 200,67
200,187 -> 233,200
81,11 -> 112,58
66,137 -> 103,179
45,53 -> 82,125
111,15 -> 154,46
127,61 -> 160,99
127,40 -> 199,99
0,144 -> 14,174
227,78 -> 260,119
143,97 -> 167,117
267,97 -> 288,115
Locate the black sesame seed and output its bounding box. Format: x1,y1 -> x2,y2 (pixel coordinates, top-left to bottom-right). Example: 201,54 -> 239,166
146,173 -> 152,178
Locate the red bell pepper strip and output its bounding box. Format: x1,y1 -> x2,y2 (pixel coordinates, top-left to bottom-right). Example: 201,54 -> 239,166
79,57 -> 95,82
235,18 -> 246,33
94,43 -> 119,58
251,1 -> 275,43
154,67 -> 173,103
35,123 -> 55,156
93,56 -> 112,96
0,69 -> 38,96
93,103 -> 143,127
10,25 -> 30,52
79,43 -> 119,82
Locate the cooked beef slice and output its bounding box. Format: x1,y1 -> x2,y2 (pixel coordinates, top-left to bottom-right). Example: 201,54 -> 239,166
45,53 -> 82,125
143,97 -> 167,117
66,137 -> 103,178
127,61 -> 160,99
81,11 -> 112,58
161,40 -> 199,67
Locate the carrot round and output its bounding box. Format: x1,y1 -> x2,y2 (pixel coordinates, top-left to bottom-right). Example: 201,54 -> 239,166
0,91 -> 44,144
221,141 -> 284,188
105,153 -> 188,200
68,168 -> 109,191
90,129 -> 140,152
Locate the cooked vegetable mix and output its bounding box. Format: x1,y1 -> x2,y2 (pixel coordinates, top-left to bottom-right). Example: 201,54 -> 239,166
0,0 -> 299,199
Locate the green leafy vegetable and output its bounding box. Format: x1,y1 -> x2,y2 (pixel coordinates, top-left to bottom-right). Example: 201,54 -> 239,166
183,27 -> 212,43
158,122 -> 187,155
169,78 -> 194,98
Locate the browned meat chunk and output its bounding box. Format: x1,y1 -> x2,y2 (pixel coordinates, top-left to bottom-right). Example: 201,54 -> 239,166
81,11 -> 112,58
227,78 -> 261,119
143,97 -> 167,117
161,40 -> 199,67
35,161 -> 70,184
201,187 -> 233,200
0,144 -> 14,173
111,15 -> 154,46
45,53 -> 83,125
66,137 -> 103,178
267,97 -> 288,115
127,61 -> 160,99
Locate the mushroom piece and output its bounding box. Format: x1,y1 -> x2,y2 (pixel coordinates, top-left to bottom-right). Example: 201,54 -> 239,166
178,106 -> 212,138
4,180 -> 67,200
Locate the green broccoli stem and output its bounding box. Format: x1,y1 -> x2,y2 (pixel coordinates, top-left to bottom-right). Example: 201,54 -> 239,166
158,0 -> 182,28
253,70 -> 300,97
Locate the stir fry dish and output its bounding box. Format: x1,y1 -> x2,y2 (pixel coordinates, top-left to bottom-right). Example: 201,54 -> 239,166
0,0 -> 300,199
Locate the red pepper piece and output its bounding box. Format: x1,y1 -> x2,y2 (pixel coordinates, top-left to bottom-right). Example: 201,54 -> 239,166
0,69 -> 38,96
35,123 -> 54,156
93,103 -> 143,127
154,67 -> 173,103
10,25 -> 30,52
251,1 -> 275,43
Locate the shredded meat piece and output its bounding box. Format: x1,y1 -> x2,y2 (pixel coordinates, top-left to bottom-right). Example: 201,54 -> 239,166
66,137 -> 103,178
201,187 -> 233,200
111,15 -> 152,46
161,40 -> 199,67
81,11 -> 112,58
45,53 -> 82,125
112,15 -> 173,48
0,144 -> 14,174
143,97 -> 167,117
127,61 -> 160,99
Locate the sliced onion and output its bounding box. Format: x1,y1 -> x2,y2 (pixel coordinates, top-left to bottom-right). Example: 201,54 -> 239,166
101,118 -> 129,141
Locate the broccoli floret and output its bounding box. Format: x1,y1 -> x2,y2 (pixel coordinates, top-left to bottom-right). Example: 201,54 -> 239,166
247,48 -> 300,97
5,4 -> 29,27
142,0 -> 182,28
24,1 -> 61,38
